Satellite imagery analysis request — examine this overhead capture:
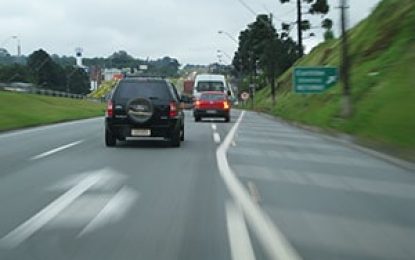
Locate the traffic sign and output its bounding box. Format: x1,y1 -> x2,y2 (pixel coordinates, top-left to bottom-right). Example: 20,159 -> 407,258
293,67 -> 338,94
241,92 -> 250,101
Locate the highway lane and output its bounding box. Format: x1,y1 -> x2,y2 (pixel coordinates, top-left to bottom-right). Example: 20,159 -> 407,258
228,111 -> 415,260
0,111 -> 239,260
1,109 -> 415,260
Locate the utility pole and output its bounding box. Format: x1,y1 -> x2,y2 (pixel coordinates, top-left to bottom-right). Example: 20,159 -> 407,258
249,51 -> 255,109
340,0 -> 351,117
297,0 -> 304,57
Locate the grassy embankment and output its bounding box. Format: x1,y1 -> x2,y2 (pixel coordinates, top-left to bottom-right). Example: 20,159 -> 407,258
0,91 -> 104,131
249,0 -> 415,159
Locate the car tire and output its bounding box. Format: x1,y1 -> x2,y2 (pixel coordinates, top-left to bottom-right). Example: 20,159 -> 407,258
195,117 -> 201,122
105,129 -> 116,147
170,129 -> 181,147
225,116 -> 230,123
180,126 -> 184,141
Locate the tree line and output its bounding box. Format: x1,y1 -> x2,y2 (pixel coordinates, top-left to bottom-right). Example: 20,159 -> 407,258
0,49 -> 90,94
232,0 -> 332,104
0,48 -> 181,94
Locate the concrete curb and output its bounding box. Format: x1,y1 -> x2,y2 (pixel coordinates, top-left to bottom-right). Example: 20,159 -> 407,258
253,111 -> 415,172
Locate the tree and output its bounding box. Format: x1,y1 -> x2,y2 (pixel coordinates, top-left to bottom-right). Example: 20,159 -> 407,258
66,67 -> 90,94
233,14 -> 299,104
322,18 -> 335,41
260,36 -> 280,104
233,15 -> 277,79
150,56 -> 180,77
52,54 -> 77,67
259,35 -> 298,105
108,50 -> 136,69
280,0 -> 332,56
27,49 -> 66,90
0,64 -> 30,82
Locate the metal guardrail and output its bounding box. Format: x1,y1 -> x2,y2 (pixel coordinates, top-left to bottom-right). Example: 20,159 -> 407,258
29,88 -> 85,99
0,84 -> 102,102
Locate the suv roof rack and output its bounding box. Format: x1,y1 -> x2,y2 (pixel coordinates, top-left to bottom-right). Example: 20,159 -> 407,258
123,72 -> 166,79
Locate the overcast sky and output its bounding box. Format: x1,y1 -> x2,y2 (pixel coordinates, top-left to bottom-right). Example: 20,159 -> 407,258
0,0 -> 381,65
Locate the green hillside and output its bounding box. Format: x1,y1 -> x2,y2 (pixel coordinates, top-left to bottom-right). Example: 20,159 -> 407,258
252,0 -> 415,158
0,92 -> 104,131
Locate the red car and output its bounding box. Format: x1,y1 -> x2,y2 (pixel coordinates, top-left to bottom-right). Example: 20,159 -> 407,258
193,91 -> 231,122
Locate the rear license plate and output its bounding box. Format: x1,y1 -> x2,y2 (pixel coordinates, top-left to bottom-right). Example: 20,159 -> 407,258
206,110 -> 217,114
131,129 -> 151,137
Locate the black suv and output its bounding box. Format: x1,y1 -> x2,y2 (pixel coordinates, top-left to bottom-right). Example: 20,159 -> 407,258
105,77 -> 184,147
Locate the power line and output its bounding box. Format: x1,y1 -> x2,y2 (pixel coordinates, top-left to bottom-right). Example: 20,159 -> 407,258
236,0 -> 258,16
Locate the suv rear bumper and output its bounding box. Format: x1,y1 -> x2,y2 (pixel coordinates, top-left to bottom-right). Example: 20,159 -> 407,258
105,118 -> 180,140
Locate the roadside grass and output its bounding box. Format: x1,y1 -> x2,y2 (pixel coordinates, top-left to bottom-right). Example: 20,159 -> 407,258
246,0 -> 415,157
0,92 -> 105,131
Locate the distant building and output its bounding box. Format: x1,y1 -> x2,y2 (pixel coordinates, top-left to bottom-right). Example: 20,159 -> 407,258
103,68 -> 123,81
89,65 -> 102,91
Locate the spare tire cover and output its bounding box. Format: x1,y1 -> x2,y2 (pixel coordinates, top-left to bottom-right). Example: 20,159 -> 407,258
126,98 -> 154,123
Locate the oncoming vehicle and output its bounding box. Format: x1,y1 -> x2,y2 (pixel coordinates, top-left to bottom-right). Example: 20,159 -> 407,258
105,77 -> 185,147
193,74 -> 229,98
193,91 -> 231,122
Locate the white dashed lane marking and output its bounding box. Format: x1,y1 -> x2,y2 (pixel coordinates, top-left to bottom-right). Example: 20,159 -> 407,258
30,140 -> 84,160
213,132 -> 221,144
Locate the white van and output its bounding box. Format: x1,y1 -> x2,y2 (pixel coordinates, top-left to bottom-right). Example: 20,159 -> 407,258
193,74 -> 230,98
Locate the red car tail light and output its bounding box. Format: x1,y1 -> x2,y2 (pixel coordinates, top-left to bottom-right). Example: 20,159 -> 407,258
106,100 -> 114,117
169,101 -> 178,118
194,100 -> 201,108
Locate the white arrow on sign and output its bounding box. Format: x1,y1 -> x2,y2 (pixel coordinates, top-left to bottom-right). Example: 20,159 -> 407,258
326,75 -> 337,85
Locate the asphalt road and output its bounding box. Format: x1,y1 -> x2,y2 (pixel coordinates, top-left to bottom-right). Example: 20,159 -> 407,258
0,110 -> 414,260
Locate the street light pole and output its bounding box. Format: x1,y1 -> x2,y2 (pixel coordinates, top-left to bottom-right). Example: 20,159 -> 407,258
11,36 -> 21,57
218,30 -> 238,44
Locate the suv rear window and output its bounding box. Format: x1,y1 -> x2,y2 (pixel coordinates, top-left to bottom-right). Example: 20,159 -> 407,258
115,81 -> 171,100
196,81 -> 225,92
201,93 -> 226,100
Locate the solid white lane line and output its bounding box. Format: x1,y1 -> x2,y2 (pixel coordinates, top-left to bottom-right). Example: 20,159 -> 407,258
247,181 -> 261,204
0,172 -> 104,248
78,186 -> 139,237
226,201 -> 256,260
217,111 -> 301,260
213,132 -> 221,144
30,140 -> 83,160
211,124 -> 217,131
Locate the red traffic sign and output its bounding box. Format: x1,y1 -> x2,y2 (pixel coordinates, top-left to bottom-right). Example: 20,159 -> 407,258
241,92 -> 250,101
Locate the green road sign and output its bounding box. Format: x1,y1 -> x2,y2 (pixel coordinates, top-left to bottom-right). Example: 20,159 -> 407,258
293,67 -> 338,93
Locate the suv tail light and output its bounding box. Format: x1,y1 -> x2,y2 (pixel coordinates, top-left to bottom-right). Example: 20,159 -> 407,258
169,101 -> 178,118
223,100 -> 230,110
106,100 -> 114,117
